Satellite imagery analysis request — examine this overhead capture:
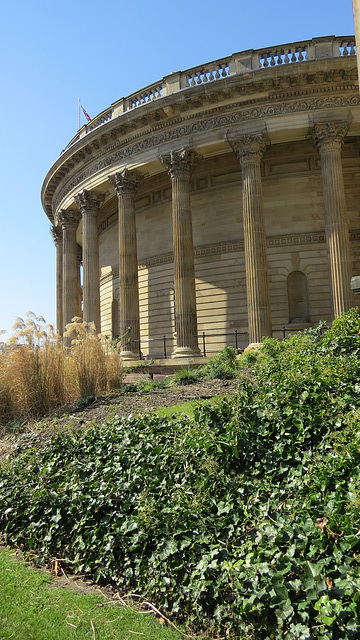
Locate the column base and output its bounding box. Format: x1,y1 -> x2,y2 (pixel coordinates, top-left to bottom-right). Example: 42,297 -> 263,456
243,342 -> 263,353
172,346 -> 201,358
120,350 -> 140,361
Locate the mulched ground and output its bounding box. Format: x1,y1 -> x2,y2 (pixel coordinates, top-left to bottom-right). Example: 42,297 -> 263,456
0,376 -> 241,461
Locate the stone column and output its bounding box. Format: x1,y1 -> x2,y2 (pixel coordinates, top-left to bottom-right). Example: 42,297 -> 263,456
51,225 -> 63,336
161,148 -> 201,357
75,190 -> 104,333
312,122 -> 352,318
353,1 -> 360,88
230,134 -> 272,347
58,210 -> 81,330
109,169 -> 142,360
76,245 -> 82,319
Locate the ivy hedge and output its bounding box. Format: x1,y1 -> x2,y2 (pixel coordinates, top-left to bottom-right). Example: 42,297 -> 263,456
1,310 -> 360,638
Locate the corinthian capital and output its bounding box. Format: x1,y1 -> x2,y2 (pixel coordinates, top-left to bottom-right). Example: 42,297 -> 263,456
109,168 -> 143,196
229,133 -> 267,166
161,147 -> 202,180
74,189 -> 105,213
311,121 -> 349,153
58,209 -> 81,231
51,225 -> 62,246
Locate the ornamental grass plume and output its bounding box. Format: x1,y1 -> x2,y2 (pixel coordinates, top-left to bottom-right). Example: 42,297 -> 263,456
0,313 -> 123,426
63,316 -> 123,398
0,312 -> 71,424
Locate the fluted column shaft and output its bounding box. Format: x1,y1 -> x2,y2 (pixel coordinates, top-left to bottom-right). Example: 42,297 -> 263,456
162,148 -> 201,357
75,190 -> 103,333
231,135 -> 272,346
58,210 -> 81,330
109,170 -> 142,360
51,225 -> 63,336
312,122 -> 352,318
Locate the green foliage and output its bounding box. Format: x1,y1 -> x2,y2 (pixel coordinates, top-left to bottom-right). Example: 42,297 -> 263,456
201,345 -> 239,379
1,311 -> 360,638
120,383 -> 139,393
174,367 -> 203,385
0,547 -> 183,640
137,378 -> 170,392
321,307 -> 360,357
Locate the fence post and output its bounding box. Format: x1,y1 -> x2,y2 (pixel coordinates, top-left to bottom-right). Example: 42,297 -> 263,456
163,335 -> 167,359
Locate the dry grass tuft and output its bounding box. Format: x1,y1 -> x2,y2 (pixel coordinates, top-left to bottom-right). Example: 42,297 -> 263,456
0,313 -> 123,426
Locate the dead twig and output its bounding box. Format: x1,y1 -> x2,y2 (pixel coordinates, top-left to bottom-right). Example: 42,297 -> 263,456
90,619 -> 96,640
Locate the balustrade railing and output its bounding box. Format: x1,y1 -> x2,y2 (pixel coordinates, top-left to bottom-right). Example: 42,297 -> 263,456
127,83 -> 163,109
258,43 -> 308,68
186,60 -> 230,87
64,35 -> 356,150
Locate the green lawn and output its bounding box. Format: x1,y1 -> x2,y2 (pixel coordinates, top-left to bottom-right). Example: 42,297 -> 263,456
0,548 -> 186,640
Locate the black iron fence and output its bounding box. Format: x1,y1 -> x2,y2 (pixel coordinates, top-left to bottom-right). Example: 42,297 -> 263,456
130,324 -> 330,360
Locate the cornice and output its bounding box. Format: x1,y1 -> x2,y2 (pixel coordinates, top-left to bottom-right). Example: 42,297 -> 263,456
42,63 -> 359,218
53,90 -> 359,213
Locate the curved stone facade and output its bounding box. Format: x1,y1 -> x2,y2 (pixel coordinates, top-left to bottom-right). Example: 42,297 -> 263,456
42,36 -> 360,358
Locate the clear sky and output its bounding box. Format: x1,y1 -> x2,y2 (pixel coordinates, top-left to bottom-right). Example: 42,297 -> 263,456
0,0 -> 355,336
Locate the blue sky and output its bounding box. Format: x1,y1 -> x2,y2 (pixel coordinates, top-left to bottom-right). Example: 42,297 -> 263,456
0,0 -> 355,336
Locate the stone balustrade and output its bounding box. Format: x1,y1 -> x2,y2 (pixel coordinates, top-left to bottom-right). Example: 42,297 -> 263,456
185,59 -> 230,87
62,35 -> 356,151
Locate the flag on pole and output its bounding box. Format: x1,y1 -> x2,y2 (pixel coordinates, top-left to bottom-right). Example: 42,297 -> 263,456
81,105 -> 91,122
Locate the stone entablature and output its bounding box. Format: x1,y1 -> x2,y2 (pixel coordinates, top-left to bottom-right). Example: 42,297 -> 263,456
42,36 -> 358,223
44,36 -> 360,357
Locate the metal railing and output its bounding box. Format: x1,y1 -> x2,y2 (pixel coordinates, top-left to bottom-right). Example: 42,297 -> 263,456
272,325 -> 329,340
127,323 -> 330,359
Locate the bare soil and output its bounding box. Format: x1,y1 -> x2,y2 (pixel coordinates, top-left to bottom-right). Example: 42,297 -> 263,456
0,376 -> 240,461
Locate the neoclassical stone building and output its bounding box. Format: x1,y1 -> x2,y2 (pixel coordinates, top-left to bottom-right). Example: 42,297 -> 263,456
42,36 -> 360,359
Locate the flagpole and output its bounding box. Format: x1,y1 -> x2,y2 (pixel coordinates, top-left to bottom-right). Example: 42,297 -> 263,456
78,98 -> 80,130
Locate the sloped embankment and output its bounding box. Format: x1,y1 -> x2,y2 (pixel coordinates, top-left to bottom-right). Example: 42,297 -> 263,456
1,311 -> 360,639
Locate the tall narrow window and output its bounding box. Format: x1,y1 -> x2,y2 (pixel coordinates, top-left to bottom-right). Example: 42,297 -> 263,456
112,299 -> 119,338
287,271 -> 310,324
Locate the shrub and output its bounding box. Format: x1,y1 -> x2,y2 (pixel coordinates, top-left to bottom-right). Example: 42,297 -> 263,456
174,367 -> 202,385
201,345 -> 239,379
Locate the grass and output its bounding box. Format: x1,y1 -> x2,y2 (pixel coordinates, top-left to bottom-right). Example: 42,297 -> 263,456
0,547 -> 186,640
156,395 -> 230,419
0,314 -> 122,427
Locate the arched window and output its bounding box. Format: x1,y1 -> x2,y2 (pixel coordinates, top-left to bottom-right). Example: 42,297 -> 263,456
112,299 -> 119,338
287,271 -> 310,324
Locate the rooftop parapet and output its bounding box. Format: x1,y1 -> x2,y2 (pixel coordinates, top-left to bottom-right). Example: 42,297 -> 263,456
63,35 -> 356,151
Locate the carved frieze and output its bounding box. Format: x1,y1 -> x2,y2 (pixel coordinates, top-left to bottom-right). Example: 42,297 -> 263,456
53,91 -> 360,212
